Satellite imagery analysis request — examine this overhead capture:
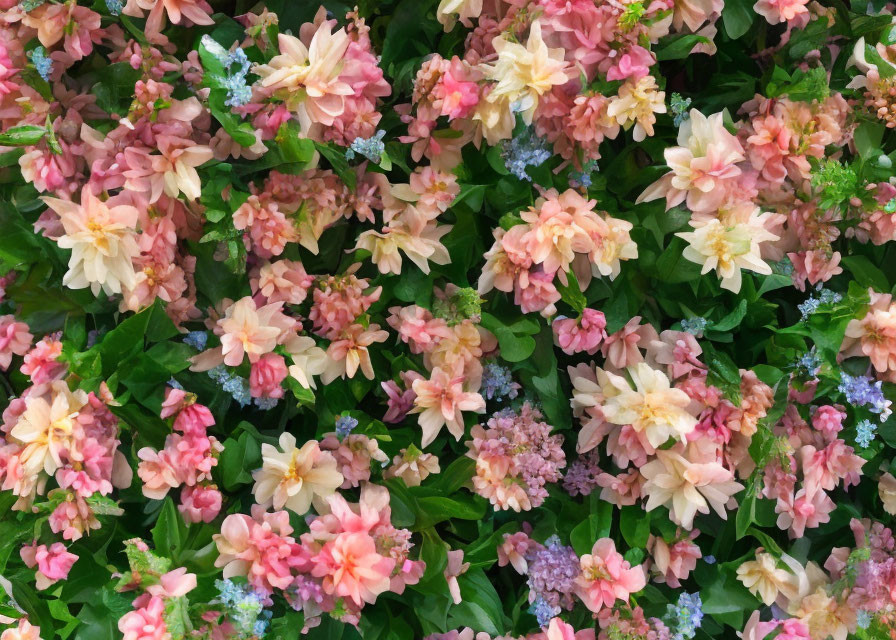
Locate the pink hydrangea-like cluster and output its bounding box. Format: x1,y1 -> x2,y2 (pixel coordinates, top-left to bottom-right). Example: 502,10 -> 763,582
467,403 -> 566,511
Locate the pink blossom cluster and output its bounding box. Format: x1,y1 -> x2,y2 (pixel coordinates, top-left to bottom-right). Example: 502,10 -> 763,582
763,404 -> 864,538
466,403 -> 566,511
136,387 -> 223,523
213,484 -> 423,630
479,189 -> 637,316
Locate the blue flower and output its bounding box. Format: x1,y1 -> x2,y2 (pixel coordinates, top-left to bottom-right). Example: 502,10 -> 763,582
184,331 -> 208,351
104,0 -> 123,14
502,129 -> 551,181
528,597 -> 559,628
335,415 -> 359,439
28,47 -> 53,82
839,372 -> 892,420
855,419 -> 877,448
680,316 -> 707,336
345,130 -> 386,163
670,93 -> 692,127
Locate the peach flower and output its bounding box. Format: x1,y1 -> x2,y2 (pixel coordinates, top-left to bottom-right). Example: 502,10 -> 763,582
410,366 -> 486,447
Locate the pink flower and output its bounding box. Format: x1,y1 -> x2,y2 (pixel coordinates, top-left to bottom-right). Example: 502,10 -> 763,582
0,619 -> 42,640
574,538 -> 646,612
213,508 -> 309,595
515,270 -> 562,316
754,0 -> 809,23
146,567 -> 197,598
249,353 -> 289,399
648,530 -> 701,588
20,334 -> 66,385
553,309 -> 607,355
20,542 -> 77,590
546,618 -> 576,640
605,45 -> 655,82
443,549 -> 469,605
435,57 -> 480,120
775,487 -> 835,538
311,531 -> 395,606
178,485 -> 222,524
601,317 -> 656,369
0,316 -> 32,370
382,371 -> 422,423
788,251 -> 843,292
411,366 -> 486,447
498,531 -> 536,574
118,595 -> 169,640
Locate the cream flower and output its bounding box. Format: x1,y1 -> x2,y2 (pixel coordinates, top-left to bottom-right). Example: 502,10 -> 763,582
354,217 -> 452,276
481,20 -> 568,124
601,363 -> 697,448
410,366 -> 486,448
641,448 -> 744,529
284,335 -> 327,390
676,209 -> 779,293
254,25 -> 353,131
879,472 -> 896,515
736,550 -> 795,606
42,187 -> 139,296
252,433 -> 343,515
10,381 -> 88,477
436,0 -> 482,29
607,76 -> 667,142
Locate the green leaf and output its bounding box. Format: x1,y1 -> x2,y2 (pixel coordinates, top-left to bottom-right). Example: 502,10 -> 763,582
152,498 -> 188,561
219,430 -> 262,490
620,505 -> 651,548
655,34 -> 710,61
0,124 -> 46,146
721,0 -> 754,39
570,496 -> 613,555
842,255 -> 890,293
712,299 -> 748,332
315,142 -> 357,190
555,270 -> 587,313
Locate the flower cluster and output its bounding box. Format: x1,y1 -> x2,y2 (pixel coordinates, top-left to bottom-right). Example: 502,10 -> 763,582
0,0 -> 895,639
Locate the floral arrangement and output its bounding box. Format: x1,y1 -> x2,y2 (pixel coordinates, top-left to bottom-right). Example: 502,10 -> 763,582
0,0 -> 895,638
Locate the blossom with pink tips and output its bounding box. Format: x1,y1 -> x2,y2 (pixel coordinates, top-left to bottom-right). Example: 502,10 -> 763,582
20,542 -> 77,590
574,538 -> 646,613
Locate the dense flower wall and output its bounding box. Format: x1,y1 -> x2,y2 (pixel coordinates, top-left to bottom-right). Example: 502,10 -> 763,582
0,0 -> 895,639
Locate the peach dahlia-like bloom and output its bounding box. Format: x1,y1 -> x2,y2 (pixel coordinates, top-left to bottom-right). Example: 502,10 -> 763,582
607,75 -> 667,142
574,538 -> 646,613
410,366 -> 486,448
641,448 -> 743,530
601,363 -> 697,448
311,531 -> 395,606
254,26 -> 354,131
252,432 -> 343,515
1,619 -> 43,640
841,295 -> 896,376
42,187 -> 139,297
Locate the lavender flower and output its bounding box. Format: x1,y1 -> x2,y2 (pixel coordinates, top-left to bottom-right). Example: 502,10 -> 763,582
481,362 -> 520,401
563,450 -> 601,497
254,397 -> 279,410
839,373 -> 893,420
526,538 -> 580,611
